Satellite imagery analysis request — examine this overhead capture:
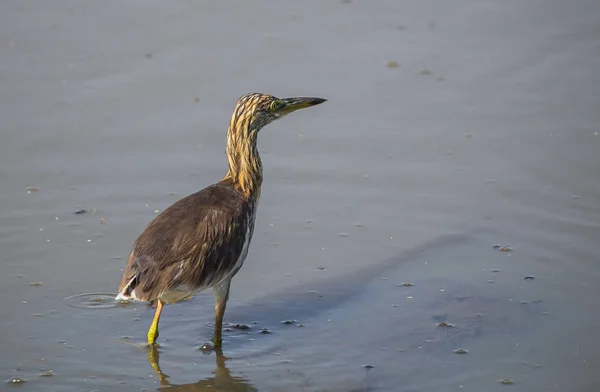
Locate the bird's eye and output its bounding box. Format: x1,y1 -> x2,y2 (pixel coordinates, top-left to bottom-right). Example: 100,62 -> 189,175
269,100 -> 284,111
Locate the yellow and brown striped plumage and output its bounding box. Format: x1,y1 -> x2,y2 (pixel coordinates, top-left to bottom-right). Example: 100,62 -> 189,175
115,92 -> 326,347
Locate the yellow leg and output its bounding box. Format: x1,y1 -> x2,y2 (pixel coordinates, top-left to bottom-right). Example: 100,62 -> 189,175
212,278 -> 231,347
147,300 -> 163,345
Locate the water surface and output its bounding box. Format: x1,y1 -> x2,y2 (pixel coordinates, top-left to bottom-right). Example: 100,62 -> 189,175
1,0 -> 599,391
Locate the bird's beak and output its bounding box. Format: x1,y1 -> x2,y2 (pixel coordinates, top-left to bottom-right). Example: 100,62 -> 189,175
280,97 -> 327,114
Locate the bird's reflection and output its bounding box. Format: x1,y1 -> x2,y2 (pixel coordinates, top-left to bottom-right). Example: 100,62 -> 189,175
148,345 -> 257,392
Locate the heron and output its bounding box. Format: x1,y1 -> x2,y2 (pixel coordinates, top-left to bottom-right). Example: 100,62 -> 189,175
115,92 -> 327,347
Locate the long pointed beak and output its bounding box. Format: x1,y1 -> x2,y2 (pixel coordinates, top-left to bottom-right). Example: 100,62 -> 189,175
281,97 -> 327,114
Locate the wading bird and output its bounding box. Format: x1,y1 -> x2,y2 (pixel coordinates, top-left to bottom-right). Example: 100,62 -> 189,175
115,93 -> 327,347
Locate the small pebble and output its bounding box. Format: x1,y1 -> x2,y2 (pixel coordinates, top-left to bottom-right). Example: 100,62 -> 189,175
100,218 -> 107,225
6,376 -> 26,384
500,379 -> 514,385
29,282 -> 42,286
26,187 -> 40,193
153,210 -> 160,214
453,349 -> 468,354
233,323 -> 250,330
317,267 -> 326,271
193,97 -> 200,103
398,282 -> 413,287
281,320 -> 296,325
259,328 -> 271,334
387,60 -> 400,68
296,324 -> 305,328
437,322 -> 455,328
199,342 -> 214,353
419,68 -> 432,75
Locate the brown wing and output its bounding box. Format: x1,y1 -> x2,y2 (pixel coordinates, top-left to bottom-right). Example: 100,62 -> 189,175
116,182 -> 254,302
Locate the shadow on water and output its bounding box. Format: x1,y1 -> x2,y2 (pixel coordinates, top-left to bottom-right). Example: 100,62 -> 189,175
147,345 -> 257,392
57,229 -> 545,391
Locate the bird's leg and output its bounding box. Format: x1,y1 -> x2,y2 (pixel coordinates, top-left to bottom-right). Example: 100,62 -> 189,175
212,278 -> 231,347
147,299 -> 163,345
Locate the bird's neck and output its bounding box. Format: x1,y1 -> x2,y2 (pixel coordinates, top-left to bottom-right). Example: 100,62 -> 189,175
222,125 -> 263,200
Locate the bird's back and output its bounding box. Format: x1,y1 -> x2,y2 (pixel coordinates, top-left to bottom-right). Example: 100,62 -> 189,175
116,180 -> 257,303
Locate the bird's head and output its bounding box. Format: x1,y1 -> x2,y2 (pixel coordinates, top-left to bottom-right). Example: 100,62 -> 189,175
228,93 -> 327,136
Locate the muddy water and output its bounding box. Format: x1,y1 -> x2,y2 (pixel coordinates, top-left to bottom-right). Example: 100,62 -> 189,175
1,0 -> 600,391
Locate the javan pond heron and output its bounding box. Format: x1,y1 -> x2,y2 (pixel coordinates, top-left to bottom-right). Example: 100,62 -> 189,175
115,93 -> 327,347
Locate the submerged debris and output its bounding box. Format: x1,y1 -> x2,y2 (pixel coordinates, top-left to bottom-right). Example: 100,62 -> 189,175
233,323 -> 250,330
437,322 -> 455,328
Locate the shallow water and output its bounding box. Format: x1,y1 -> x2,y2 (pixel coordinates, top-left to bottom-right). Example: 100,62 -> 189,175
1,0 -> 600,391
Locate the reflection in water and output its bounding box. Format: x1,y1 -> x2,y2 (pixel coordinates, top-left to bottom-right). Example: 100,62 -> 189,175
147,346 -> 258,392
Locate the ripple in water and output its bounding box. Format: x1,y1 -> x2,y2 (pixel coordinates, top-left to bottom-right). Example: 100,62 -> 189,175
63,292 -> 135,310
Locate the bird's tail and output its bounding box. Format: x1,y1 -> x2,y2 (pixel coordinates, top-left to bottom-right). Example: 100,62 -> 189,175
115,275 -> 138,301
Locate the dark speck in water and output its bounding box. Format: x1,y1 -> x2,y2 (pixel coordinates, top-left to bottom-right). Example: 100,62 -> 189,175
524,276 -> 535,280
233,323 -> 250,330
453,349 -> 468,354
500,379 -> 514,385
260,328 -> 272,334
398,282 -> 413,287
74,209 -> 87,214
437,322 -> 455,328
364,365 -> 374,369
199,342 -> 214,353
281,320 -> 297,325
